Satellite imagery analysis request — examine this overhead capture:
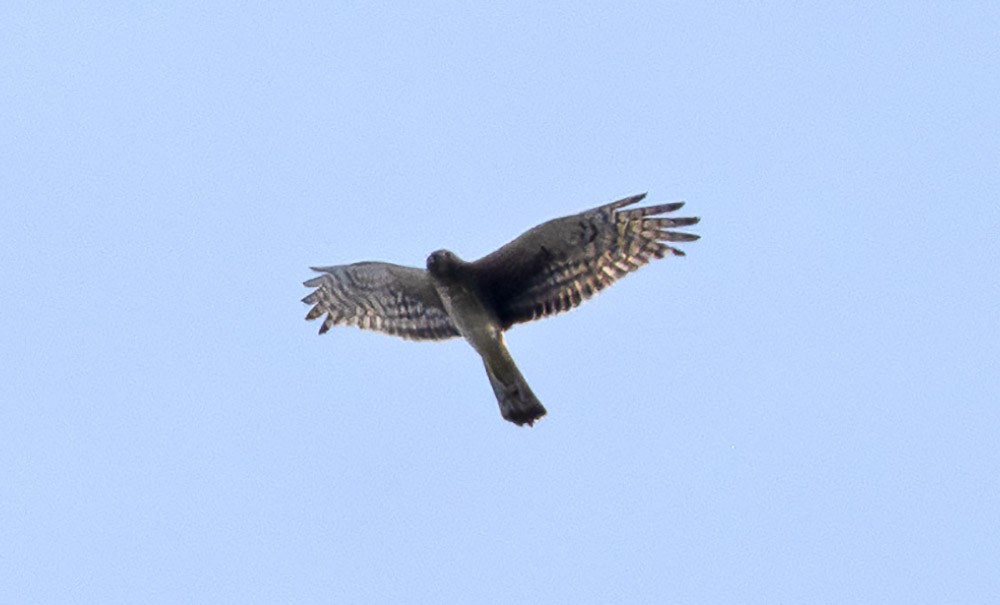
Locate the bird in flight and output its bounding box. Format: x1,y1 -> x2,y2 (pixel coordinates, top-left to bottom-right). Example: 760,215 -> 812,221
302,193 -> 700,426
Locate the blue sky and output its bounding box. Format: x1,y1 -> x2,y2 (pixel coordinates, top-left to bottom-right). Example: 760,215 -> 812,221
3,2 -> 998,603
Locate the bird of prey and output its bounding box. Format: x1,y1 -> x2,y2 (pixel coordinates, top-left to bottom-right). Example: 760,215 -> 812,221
302,193 -> 700,426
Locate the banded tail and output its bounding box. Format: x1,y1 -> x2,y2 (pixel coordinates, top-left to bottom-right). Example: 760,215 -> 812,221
481,338 -> 547,426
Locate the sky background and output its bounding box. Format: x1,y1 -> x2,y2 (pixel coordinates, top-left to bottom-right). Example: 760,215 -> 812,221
2,2 -> 998,603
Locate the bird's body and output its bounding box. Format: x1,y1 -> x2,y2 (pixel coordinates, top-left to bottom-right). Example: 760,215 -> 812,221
302,193 -> 700,426
426,250 -> 546,425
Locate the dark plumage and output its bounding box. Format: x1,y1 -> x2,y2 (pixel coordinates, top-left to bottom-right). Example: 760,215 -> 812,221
303,193 -> 700,426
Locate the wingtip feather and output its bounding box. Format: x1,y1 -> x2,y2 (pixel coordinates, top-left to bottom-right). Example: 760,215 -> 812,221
318,315 -> 332,334
650,201 -> 685,214
607,192 -> 648,210
659,231 -> 701,242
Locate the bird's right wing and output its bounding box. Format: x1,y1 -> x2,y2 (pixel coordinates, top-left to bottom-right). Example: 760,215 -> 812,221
471,193 -> 700,329
303,262 -> 460,341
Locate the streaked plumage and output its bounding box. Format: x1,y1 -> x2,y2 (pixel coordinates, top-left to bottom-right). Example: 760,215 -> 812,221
303,263 -> 458,340
303,193 -> 700,426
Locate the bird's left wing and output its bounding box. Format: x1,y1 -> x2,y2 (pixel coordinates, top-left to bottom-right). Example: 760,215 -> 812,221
471,193 -> 700,329
303,262 -> 460,340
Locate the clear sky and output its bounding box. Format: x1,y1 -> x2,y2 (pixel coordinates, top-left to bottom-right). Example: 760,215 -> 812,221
3,3 -> 998,603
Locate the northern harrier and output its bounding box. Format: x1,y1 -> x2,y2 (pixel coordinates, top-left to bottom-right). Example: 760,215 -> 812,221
302,193 -> 700,426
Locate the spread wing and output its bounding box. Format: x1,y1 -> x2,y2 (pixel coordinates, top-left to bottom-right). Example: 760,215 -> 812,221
471,193 -> 700,329
302,262 -> 460,340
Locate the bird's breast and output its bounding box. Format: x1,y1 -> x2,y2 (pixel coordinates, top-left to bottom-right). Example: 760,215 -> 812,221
432,280 -> 501,355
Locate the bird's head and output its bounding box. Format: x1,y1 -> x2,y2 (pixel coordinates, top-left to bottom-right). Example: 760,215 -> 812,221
426,249 -> 463,278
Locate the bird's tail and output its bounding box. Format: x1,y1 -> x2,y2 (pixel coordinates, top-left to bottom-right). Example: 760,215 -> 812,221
482,338 -> 547,426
